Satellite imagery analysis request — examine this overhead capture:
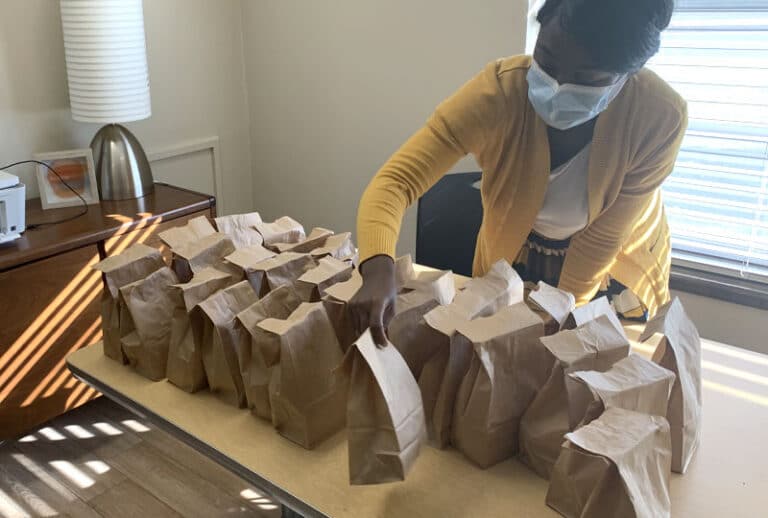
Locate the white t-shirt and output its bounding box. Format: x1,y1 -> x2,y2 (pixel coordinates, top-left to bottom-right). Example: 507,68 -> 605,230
532,144 -> 591,240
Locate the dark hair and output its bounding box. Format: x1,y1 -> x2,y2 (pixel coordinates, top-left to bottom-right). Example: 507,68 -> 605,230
537,0 -> 674,73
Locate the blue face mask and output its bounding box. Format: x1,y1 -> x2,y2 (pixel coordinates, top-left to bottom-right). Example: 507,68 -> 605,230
526,59 -> 628,130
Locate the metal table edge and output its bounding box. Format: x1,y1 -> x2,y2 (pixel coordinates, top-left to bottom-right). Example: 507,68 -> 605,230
66,356 -> 328,518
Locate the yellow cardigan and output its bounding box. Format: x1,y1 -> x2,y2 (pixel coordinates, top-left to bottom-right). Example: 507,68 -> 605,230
357,55 -> 687,315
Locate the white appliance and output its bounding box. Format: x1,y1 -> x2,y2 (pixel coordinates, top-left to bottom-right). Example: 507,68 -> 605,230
0,171 -> 26,244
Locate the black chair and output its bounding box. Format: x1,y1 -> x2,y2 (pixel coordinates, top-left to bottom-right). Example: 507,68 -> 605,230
416,172 -> 483,277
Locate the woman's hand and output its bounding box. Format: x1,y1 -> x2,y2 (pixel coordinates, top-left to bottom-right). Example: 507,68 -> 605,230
349,255 -> 397,347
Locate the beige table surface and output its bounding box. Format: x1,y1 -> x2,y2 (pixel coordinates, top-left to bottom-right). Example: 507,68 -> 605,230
67,326 -> 768,518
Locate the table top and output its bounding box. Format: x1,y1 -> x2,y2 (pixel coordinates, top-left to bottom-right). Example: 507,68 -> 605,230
0,183 -> 214,271
67,326 -> 768,518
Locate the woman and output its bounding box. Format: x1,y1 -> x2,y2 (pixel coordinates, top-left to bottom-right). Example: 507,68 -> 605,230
352,0 -> 686,345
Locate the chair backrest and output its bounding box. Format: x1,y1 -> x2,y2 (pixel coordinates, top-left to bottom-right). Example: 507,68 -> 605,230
416,172 -> 483,277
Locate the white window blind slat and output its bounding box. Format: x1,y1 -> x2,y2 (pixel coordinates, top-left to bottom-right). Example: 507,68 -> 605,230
648,3 -> 768,282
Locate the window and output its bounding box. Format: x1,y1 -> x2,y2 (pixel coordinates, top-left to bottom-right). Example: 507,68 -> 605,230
647,0 -> 768,284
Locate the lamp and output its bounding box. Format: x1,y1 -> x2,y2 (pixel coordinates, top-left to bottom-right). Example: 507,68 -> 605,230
60,0 -> 154,201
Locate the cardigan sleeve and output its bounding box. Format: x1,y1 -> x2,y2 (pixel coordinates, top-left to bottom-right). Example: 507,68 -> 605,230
559,102 -> 688,305
357,62 -> 506,264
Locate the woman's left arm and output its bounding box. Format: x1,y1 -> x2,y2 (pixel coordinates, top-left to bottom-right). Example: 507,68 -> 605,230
559,103 -> 688,305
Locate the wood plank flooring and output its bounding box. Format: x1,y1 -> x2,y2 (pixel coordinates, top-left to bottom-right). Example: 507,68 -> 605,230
0,397 -> 282,517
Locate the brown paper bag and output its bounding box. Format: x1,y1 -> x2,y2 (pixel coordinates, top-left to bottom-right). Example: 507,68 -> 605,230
402,269 -> 456,306
640,297 -> 702,474
322,270 -> 364,352
117,267 -> 179,380
94,243 -> 165,363
214,212 -> 264,248
518,315 -> 630,479
167,267 -> 235,392
310,232 -> 357,263
451,304 -> 547,468
255,216 -> 306,246
564,296 -> 623,334
169,233 -> 238,283
569,353 -> 675,428
191,280 -> 259,407
224,243 -> 277,290
272,227 -> 334,253
295,256 -> 354,302
255,302 -> 346,448
341,329 -> 427,485
546,407 -> 672,518
158,215 -> 216,249
236,285 -> 303,419
528,281 -> 576,335
418,259 -> 525,447
244,252 -> 317,296
388,290 -> 441,378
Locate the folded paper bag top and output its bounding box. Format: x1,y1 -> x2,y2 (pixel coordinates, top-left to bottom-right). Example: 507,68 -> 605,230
94,243 -> 165,299
640,297 -> 702,474
402,269 -> 456,306
118,266 -> 179,381
256,302 -> 346,449
272,227 -> 334,254
528,281 -> 576,335
310,232 -> 356,262
166,267 -> 236,393
546,407 -> 672,518
419,259 -> 525,448
158,215 -> 217,250
295,256 -> 354,302
94,243 -> 166,362
166,232 -> 239,284
564,295 -> 624,337
236,285 -> 303,419
193,280 -> 260,407
323,270 -> 364,352
518,314 -> 631,479
225,243 -> 277,272
255,216 -> 306,246
451,303 -> 547,468
394,254 -> 416,288
233,252 -> 316,297
423,259 -> 524,335
570,353 -> 676,428
339,330 -> 427,485
214,212 -> 264,249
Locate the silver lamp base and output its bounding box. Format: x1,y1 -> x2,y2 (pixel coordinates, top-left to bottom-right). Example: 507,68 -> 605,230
90,124 -> 154,201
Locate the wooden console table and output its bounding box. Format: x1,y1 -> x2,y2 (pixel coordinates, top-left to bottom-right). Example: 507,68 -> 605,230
0,183 -> 215,440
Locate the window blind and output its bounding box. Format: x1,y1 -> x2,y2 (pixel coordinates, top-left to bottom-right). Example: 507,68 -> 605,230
647,1 -> 768,282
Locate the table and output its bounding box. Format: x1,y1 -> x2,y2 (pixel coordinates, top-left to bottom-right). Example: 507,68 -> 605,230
0,184 -> 215,439
67,325 -> 768,518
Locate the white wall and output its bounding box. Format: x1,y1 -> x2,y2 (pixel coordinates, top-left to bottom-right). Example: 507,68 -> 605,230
0,0 -> 253,215
240,0 -> 526,257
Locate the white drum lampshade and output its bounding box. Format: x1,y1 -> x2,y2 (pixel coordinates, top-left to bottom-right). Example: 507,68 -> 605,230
60,0 -> 154,200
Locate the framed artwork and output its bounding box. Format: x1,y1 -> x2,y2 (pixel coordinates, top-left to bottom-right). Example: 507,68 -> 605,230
33,148 -> 100,210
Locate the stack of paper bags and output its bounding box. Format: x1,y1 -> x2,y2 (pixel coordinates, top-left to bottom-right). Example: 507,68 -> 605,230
158,216 -> 239,283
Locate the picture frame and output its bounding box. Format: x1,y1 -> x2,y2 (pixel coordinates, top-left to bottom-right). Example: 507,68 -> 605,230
33,148 -> 100,210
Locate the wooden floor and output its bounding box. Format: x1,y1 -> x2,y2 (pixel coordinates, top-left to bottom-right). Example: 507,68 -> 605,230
0,397 -> 282,518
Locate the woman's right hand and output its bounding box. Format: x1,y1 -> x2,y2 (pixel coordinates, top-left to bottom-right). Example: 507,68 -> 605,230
349,254 -> 397,347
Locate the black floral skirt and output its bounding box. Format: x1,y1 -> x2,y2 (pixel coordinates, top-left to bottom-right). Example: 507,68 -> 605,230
513,231 -> 648,322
